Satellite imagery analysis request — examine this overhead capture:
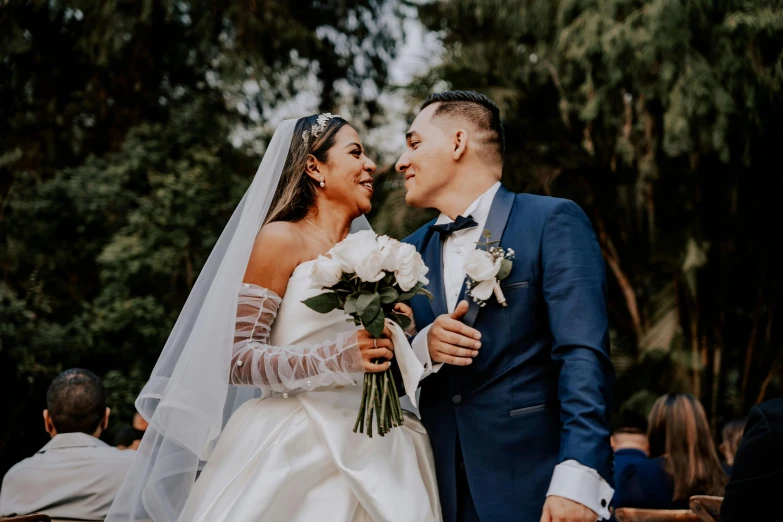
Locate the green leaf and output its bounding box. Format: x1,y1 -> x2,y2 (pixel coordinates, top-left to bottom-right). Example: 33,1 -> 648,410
418,287 -> 435,302
398,281 -> 424,302
357,292 -> 381,325
302,292 -> 341,314
344,293 -> 360,315
496,259 -> 513,281
390,311 -> 412,331
378,286 -> 399,304
364,308 -> 386,339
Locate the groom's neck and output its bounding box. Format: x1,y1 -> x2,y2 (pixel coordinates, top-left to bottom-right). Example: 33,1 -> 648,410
437,170 -> 501,220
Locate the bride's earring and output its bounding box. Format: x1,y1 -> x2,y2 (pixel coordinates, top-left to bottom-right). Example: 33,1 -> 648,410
319,177 -> 325,188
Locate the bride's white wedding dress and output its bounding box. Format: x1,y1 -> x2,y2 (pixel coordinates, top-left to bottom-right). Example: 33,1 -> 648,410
177,260 -> 441,522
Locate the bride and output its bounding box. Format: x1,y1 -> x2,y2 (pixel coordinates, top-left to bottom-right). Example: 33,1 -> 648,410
106,115 -> 441,522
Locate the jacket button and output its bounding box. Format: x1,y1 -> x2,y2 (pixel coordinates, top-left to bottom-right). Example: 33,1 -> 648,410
601,499 -> 607,508
452,394 -> 463,405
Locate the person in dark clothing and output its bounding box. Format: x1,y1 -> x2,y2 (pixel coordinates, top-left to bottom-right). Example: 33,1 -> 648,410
721,398 -> 783,522
611,409 -> 649,502
614,393 -> 727,510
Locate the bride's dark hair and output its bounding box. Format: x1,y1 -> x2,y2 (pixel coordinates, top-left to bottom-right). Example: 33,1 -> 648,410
265,115 -> 348,224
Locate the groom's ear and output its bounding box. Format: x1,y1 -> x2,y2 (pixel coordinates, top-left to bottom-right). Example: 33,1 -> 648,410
452,129 -> 468,161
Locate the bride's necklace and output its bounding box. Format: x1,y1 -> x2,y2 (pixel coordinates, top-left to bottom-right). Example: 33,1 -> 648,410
304,218 -> 339,246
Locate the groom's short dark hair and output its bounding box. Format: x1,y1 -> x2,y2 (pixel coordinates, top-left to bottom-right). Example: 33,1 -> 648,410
421,91 -> 505,164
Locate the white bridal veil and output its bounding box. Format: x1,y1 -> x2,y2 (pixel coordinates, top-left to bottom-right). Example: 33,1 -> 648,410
106,118 -> 371,521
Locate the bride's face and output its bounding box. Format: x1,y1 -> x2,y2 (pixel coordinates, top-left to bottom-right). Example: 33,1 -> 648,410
317,125 -> 377,216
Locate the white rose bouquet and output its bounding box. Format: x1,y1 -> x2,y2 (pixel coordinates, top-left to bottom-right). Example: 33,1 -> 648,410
303,230 -> 432,437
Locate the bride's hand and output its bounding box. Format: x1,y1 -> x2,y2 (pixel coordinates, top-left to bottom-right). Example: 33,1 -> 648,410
357,327 -> 394,373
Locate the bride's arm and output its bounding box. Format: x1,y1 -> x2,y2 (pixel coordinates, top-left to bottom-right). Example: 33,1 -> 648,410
229,283 -> 364,393
228,223 -> 393,393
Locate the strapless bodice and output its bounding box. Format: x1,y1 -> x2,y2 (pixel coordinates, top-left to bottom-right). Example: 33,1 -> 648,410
270,260 -> 357,347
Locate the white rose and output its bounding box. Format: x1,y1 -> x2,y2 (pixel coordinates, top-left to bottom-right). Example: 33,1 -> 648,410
470,279 -> 497,301
310,255 -> 343,288
354,248 -> 386,283
394,243 -> 428,291
464,249 -> 502,282
329,230 -> 378,273
377,235 -> 401,272
416,256 -> 430,286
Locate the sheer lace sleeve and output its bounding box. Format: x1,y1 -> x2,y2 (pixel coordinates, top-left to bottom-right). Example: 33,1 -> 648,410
230,283 -> 363,395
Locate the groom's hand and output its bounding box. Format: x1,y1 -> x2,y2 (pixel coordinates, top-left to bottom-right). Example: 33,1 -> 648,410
427,300 -> 482,366
540,496 -> 598,522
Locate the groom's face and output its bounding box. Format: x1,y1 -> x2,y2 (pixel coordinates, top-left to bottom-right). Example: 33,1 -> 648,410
396,104 -> 455,208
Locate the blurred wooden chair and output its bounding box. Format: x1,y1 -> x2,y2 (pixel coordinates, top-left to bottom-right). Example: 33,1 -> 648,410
689,495 -> 723,522
614,508 -> 702,522
0,515 -> 51,522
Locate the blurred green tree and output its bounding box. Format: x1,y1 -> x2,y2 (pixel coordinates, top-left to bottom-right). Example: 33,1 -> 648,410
0,0 -> 401,474
379,0 -> 783,430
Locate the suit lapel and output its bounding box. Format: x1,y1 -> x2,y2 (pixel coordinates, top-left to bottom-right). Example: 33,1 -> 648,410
463,186 -> 516,328
422,230 -> 448,318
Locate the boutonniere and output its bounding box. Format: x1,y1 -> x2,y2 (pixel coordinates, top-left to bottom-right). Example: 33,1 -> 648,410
464,230 -> 515,308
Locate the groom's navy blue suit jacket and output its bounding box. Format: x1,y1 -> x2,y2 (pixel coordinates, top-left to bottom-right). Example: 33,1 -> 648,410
401,186 -> 614,522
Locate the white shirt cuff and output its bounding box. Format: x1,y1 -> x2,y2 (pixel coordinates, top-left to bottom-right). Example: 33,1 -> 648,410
410,324 -> 443,378
547,460 -> 614,520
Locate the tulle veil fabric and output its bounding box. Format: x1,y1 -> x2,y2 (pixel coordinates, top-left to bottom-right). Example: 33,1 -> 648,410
106,118 -> 371,521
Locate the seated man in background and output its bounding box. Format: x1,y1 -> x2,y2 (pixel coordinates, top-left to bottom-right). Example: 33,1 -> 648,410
610,410 -> 650,488
609,410 -> 648,520
721,397 -> 783,522
0,368 -> 134,520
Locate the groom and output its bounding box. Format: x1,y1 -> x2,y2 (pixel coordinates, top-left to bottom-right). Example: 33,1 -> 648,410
396,91 -> 615,522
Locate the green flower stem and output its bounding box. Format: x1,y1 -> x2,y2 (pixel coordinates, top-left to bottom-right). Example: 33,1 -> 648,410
388,371 -> 399,422
384,372 -> 392,428
375,375 -> 384,435
353,373 -> 369,434
366,369 -> 377,436
367,403 -> 374,438
379,370 -> 388,433
375,380 -> 383,434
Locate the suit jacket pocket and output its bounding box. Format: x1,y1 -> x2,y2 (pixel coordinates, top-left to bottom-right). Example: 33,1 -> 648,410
501,280 -> 529,290
509,403 -> 549,417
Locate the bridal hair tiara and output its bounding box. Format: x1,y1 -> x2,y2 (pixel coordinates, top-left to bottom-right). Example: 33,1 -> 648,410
301,113 -> 341,143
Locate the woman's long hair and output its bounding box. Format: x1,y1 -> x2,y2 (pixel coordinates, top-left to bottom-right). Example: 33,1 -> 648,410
647,393 -> 728,500
264,114 -> 348,224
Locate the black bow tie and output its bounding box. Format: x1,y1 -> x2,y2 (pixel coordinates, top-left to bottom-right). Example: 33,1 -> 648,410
429,215 -> 478,236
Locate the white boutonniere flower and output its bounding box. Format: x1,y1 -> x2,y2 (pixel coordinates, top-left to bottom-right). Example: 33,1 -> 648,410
464,230 -> 515,307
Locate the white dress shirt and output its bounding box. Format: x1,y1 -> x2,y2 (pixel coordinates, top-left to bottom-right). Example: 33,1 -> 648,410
411,181 -> 614,519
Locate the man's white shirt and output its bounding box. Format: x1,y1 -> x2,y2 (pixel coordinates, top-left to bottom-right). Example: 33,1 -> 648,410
410,181 -> 614,519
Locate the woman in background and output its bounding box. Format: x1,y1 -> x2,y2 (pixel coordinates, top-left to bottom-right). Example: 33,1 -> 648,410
614,393 -> 727,510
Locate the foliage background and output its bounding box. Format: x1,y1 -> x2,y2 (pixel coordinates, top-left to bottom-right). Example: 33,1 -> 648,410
2,0 -> 783,479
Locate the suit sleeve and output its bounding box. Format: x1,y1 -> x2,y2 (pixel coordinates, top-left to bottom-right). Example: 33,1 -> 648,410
541,200 -> 615,483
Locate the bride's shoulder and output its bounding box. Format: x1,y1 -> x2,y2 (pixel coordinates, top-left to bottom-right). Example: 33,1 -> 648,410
244,222 -> 305,295
256,221 -> 302,247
